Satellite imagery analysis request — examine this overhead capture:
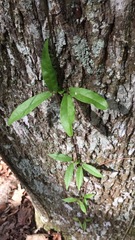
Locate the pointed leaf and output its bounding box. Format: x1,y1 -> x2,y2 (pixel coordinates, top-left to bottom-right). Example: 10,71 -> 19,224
8,91 -> 52,125
64,163 -> 74,190
85,218 -> 92,223
69,87 -> 108,110
82,163 -> 103,178
63,197 -> 77,203
41,39 -> 58,92
82,221 -> 87,231
74,161 -> 80,166
79,222 -> 83,229
48,153 -> 72,162
60,94 -> 75,136
76,166 -> 83,191
83,198 -> 88,206
84,193 -> 95,199
73,217 -> 80,222
78,200 -> 87,214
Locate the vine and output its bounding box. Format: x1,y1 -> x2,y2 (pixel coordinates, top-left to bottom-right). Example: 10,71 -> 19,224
48,153 -> 102,191
8,39 -> 108,137
8,39 -> 109,231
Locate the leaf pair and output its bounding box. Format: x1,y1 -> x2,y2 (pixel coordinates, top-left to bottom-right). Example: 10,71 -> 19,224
49,153 -> 103,191
73,217 -> 91,231
8,40 -> 57,126
48,153 -> 73,190
63,193 -> 94,214
8,39 -> 108,138
75,164 -> 102,191
60,87 -> 108,136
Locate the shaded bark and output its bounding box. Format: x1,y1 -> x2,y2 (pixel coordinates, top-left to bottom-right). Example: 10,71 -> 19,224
0,0 -> 135,239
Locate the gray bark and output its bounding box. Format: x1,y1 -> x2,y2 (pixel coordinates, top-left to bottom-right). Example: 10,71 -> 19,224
0,0 -> 135,239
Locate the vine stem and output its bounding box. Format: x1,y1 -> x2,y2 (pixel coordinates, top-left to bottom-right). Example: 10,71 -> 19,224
121,216 -> 134,240
98,157 -> 135,166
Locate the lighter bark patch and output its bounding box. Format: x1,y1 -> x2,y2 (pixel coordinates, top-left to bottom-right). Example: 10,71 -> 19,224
72,36 -> 94,74
110,0 -> 129,15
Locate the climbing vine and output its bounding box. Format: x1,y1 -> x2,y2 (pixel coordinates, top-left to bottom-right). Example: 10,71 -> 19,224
8,39 -> 109,230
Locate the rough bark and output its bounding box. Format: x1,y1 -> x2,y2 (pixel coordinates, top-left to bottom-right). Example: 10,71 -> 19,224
0,0 -> 135,239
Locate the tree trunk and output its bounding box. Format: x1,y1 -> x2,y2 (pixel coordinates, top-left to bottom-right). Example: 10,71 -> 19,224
0,0 -> 135,239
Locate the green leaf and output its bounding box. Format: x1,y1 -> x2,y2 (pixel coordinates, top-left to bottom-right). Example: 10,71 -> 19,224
83,198 -> 88,206
41,39 -> 58,92
60,94 -> 75,137
79,222 -> 83,229
64,163 -> 74,190
69,87 -> 108,110
48,153 -> 72,162
58,90 -> 65,95
74,161 -> 80,166
73,217 -> 80,222
8,91 -> 52,125
76,166 -> 83,191
78,200 -> 87,214
83,193 -> 94,205
63,197 -> 77,203
84,193 -> 95,199
85,218 -> 91,223
82,221 -> 87,231
82,163 -> 103,178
